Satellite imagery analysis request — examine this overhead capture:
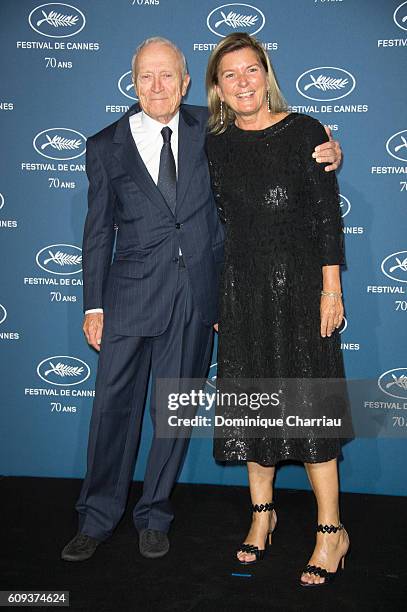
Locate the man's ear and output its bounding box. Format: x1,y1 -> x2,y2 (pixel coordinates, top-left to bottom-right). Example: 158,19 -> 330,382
182,73 -> 191,97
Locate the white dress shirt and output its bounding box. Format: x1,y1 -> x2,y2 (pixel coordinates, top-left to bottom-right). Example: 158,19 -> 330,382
86,110 -> 180,315
130,109 -> 179,182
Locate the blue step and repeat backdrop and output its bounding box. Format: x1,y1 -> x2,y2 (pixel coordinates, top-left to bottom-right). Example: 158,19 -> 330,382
1,0 -> 406,496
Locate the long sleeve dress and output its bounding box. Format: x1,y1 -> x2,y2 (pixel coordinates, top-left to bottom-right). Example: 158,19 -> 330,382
206,113 -> 348,465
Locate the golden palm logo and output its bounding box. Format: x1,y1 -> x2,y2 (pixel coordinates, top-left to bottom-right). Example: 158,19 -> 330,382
37,355 -> 91,386
40,135 -> 82,152
304,75 -> 349,93
42,249 -> 82,267
386,130 -> 407,162
214,10 -> 258,29
33,128 -> 86,160
394,135 -> 407,154
44,361 -> 84,378
29,4 -> 85,38
36,244 -> 83,275
381,251 -> 407,283
207,4 -> 265,37
296,67 -> 355,101
36,9 -> 78,28
378,368 -> 407,400
389,256 -> 407,274
386,373 -> 407,391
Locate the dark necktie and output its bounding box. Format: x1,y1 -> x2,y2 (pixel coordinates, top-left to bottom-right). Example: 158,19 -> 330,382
157,126 -> 176,214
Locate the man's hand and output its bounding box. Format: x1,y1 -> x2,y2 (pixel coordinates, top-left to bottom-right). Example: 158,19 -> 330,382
312,126 -> 342,172
83,313 -> 104,351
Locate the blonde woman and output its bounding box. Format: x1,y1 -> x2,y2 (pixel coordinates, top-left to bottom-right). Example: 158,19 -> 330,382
206,33 -> 350,586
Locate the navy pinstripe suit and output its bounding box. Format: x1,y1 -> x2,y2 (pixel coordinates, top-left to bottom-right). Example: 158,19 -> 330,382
76,104 -> 224,538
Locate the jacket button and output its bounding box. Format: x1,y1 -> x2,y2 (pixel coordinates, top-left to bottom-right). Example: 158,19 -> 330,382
175,223 -> 181,229
173,257 -> 179,263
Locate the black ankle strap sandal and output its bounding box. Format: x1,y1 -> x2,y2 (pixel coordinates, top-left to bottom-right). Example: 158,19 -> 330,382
300,523 -> 347,587
252,502 -> 274,513
316,523 -> 343,533
236,501 -> 277,565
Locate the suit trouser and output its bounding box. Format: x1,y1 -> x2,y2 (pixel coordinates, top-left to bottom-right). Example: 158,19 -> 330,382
75,267 -> 213,540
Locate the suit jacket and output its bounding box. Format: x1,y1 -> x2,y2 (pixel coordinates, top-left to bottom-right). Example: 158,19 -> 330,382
82,103 -> 224,336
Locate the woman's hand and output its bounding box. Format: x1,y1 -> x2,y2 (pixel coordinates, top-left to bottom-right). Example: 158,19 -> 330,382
320,294 -> 344,338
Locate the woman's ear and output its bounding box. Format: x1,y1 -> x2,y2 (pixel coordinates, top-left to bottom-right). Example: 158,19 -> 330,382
215,84 -> 224,103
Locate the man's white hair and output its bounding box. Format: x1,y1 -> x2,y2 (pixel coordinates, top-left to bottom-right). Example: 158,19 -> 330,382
131,36 -> 188,82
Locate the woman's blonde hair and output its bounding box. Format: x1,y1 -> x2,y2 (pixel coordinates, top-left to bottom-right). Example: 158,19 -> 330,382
206,32 -> 287,134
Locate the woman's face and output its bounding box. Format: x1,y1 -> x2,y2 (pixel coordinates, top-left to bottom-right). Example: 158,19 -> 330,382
215,47 -> 268,119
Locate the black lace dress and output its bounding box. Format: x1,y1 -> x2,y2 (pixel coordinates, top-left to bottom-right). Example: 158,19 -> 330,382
207,113 -> 347,465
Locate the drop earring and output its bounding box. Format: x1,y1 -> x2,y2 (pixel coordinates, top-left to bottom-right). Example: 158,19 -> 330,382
220,100 -> 224,125
267,90 -> 271,113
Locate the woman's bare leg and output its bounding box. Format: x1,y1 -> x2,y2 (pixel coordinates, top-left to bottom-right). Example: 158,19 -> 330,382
301,458 -> 349,585
237,461 -> 277,563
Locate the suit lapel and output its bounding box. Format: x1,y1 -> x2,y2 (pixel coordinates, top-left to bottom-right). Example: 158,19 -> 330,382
113,104 -> 202,218
113,105 -> 175,218
176,106 -> 201,213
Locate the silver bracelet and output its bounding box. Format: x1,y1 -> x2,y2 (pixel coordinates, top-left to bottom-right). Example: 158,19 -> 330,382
321,290 -> 342,298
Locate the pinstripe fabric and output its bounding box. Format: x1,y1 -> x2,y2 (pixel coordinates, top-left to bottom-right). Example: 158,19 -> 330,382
76,270 -> 213,538
77,103 -> 222,538
82,104 -> 225,337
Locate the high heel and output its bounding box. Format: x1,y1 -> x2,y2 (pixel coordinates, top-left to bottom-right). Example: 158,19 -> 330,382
300,523 -> 348,587
237,502 -> 277,565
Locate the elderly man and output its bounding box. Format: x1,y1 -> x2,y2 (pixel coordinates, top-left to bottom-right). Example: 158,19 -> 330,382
61,37 -> 341,561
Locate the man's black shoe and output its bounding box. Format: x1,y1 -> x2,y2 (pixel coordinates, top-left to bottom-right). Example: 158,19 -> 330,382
139,529 -> 169,559
61,533 -> 100,562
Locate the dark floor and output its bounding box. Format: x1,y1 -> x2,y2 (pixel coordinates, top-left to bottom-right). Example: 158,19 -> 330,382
1,477 -> 406,611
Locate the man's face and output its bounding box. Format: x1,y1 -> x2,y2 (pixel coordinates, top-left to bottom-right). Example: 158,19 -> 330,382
134,42 -> 190,124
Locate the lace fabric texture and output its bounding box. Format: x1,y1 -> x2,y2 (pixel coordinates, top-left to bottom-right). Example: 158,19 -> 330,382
207,113 -> 348,465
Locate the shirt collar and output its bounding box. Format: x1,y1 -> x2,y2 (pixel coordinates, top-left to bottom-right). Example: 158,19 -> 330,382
140,110 -> 180,136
